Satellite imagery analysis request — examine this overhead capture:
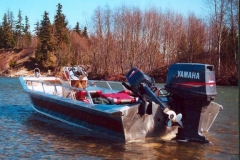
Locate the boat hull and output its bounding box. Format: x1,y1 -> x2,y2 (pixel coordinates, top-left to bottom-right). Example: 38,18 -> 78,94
27,91 -> 172,141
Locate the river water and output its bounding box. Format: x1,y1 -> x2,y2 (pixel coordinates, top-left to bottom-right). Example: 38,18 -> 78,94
0,77 -> 238,159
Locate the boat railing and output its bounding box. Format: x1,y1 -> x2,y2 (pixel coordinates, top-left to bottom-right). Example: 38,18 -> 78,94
25,79 -> 95,104
25,79 -> 128,105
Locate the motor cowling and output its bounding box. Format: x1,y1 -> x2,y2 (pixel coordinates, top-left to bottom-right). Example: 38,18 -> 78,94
125,67 -> 160,115
165,63 -> 220,142
126,67 -> 156,96
165,63 -> 217,101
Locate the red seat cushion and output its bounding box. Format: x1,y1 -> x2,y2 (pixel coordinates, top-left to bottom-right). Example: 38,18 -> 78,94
75,90 -> 87,98
101,93 -> 135,104
75,90 -> 90,103
117,90 -> 131,95
88,90 -> 102,97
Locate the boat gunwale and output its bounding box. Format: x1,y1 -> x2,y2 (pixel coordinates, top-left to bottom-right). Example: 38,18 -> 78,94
19,77 -> 137,115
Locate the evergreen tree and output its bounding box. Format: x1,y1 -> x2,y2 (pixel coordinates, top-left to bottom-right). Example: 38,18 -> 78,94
34,21 -> 40,36
15,9 -> 24,48
23,16 -> 31,47
82,26 -> 88,38
23,16 -> 30,34
36,11 -> 54,68
2,13 -> 15,48
53,3 -> 70,67
0,26 -> 3,48
74,22 -> 81,35
7,10 -> 14,31
53,3 -> 69,45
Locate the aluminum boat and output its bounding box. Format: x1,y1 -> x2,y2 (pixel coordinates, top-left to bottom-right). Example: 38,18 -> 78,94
19,63 -> 223,142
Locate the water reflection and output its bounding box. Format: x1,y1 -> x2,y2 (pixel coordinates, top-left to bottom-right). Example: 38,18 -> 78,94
24,112 -> 236,159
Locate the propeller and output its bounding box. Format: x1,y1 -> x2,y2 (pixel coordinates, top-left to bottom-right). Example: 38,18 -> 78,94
166,110 -> 183,128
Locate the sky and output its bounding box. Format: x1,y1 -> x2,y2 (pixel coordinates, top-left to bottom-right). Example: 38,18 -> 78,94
0,0 -> 207,33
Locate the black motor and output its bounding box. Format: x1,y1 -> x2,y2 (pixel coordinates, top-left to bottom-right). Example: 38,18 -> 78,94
165,63 -> 219,142
124,67 -> 183,129
165,63 -> 217,101
125,67 -> 169,111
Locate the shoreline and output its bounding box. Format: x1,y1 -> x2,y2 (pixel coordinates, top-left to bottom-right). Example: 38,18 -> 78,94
0,72 -> 238,87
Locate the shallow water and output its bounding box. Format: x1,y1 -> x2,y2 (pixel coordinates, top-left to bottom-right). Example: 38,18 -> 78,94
0,77 -> 238,159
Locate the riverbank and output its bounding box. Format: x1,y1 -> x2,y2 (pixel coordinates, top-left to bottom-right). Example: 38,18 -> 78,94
0,68 -> 238,86
0,68 -> 54,78
0,49 -> 238,86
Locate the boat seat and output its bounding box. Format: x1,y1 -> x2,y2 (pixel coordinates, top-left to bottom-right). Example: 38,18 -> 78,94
88,90 -> 102,98
88,90 -> 136,104
101,92 -> 136,104
117,90 -> 131,95
75,90 -> 90,103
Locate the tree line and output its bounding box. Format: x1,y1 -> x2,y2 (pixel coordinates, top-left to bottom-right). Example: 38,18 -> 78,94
0,1 -> 238,84
0,9 -> 31,49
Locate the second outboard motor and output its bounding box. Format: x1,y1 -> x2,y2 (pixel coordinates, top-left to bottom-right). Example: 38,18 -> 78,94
126,67 -> 168,112
165,63 -> 222,142
125,67 -> 182,126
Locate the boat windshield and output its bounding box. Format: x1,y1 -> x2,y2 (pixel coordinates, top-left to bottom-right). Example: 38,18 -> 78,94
88,80 -> 126,91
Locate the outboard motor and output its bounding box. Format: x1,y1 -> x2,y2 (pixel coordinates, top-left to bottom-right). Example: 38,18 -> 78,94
125,63 -> 222,143
165,63 -> 222,142
125,68 -> 165,107
124,67 -> 183,127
